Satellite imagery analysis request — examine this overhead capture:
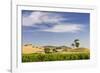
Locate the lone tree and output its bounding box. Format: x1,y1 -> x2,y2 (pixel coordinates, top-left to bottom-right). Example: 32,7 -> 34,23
74,39 -> 80,48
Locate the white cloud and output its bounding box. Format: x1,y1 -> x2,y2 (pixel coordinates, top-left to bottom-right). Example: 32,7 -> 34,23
22,11 -> 84,33
22,12 -> 43,26
42,24 -> 83,33
22,11 -> 67,26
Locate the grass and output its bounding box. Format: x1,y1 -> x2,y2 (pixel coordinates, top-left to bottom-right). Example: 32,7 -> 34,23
22,52 -> 90,62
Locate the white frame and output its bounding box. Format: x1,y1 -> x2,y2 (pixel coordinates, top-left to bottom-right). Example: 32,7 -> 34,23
11,2 -> 97,73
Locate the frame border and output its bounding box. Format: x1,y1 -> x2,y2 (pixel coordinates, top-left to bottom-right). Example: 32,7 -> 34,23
11,3 -> 97,73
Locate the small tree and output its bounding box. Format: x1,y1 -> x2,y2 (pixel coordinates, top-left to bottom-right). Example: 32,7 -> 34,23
44,48 -> 51,53
53,48 -> 57,53
74,39 -> 80,48
71,43 -> 75,49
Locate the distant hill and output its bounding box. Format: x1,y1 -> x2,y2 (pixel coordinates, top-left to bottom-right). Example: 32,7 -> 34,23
56,46 -> 72,49
43,46 -> 57,49
43,45 -> 71,49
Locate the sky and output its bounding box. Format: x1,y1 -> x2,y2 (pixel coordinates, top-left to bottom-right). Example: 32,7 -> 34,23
22,10 -> 90,48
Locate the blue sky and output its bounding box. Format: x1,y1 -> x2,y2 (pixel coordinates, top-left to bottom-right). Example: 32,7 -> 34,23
22,10 -> 90,48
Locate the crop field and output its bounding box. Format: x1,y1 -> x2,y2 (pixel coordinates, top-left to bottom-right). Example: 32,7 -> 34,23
22,52 -> 90,62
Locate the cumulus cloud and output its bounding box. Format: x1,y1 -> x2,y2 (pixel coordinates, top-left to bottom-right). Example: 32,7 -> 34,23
42,24 -> 83,33
22,11 -> 66,26
22,11 -> 84,33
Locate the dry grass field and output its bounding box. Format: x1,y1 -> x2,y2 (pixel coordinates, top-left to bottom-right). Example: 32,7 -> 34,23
22,44 -> 44,54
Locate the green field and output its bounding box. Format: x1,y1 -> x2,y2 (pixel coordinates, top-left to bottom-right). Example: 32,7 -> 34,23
22,52 -> 90,62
